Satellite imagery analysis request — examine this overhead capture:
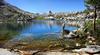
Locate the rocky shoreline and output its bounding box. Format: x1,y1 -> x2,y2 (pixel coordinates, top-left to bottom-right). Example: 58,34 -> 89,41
0,47 -> 100,55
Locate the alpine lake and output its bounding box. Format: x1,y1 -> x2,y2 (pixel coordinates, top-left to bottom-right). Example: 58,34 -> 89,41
0,20 -> 79,50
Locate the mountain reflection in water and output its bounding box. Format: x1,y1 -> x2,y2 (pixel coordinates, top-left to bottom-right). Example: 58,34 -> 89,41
0,20 -> 79,44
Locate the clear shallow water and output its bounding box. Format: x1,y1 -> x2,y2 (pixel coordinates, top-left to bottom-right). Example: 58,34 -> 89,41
0,20 -> 79,42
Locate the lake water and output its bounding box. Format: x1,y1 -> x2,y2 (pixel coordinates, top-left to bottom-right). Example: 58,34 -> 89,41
0,20 -> 79,47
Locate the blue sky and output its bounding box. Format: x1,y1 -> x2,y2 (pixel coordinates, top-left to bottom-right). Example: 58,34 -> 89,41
5,0 -> 86,13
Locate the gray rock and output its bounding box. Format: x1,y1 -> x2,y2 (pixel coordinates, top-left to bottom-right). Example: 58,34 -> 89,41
0,48 -> 19,55
64,32 -> 78,39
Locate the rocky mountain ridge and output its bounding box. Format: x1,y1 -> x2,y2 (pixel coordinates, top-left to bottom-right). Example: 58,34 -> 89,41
0,0 -> 34,21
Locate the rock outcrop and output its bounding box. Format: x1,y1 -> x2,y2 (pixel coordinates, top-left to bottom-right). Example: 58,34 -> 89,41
0,48 -> 19,55
0,0 -> 34,21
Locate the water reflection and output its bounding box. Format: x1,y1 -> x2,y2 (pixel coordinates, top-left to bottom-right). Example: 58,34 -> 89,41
0,20 -> 78,45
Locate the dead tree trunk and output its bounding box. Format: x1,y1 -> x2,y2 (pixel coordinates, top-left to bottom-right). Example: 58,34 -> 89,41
93,6 -> 97,32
